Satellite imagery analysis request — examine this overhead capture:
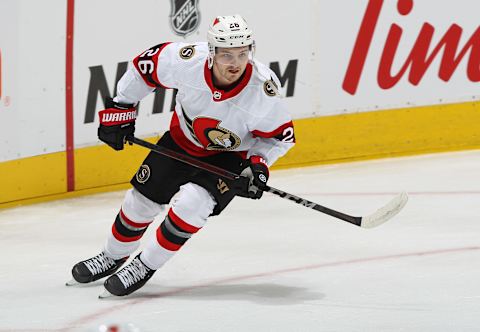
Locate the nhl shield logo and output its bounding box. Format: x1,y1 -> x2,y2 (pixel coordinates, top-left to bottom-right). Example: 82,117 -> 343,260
170,0 -> 200,36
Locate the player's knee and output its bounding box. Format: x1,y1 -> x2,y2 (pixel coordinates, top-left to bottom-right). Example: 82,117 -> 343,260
122,188 -> 164,221
171,183 -> 216,228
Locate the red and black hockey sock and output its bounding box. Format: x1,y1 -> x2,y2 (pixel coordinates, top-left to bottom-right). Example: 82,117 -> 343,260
112,209 -> 151,242
156,209 -> 201,251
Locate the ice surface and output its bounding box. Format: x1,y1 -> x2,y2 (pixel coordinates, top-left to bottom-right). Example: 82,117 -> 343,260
1,151 -> 479,332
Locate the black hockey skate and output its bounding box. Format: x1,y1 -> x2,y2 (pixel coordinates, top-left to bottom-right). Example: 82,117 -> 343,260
67,252 -> 128,285
100,254 -> 155,297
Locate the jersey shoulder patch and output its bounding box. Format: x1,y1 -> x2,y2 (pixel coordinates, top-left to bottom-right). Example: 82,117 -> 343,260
252,59 -> 282,97
179,45 -> 196,60
263,78 -> 279,97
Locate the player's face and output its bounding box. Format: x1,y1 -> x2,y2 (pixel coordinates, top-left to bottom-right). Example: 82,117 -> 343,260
212,46 -> 250,87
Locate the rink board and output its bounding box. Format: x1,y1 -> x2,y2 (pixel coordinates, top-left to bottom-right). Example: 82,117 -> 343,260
2,101 -> 480,209
2,0 -> 480,207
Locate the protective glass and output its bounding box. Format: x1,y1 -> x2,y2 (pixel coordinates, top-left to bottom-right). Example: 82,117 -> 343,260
214,49 -> 252,66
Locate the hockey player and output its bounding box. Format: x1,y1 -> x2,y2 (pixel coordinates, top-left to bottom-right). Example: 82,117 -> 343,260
68,15 -> 296,297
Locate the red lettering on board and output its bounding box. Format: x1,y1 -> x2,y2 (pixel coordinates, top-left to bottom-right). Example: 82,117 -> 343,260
343,0 -> 480,95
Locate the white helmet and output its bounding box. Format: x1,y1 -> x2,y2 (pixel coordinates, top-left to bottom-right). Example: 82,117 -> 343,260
207,15 -> 255,68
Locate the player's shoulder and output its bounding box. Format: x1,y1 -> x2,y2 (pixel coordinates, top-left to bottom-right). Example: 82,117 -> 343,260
163,41 -> 208,63
250,59 -> 282,99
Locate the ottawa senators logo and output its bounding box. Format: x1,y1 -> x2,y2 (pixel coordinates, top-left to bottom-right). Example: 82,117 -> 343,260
179,45 -> 195,60
204,126 -> 240,150
263,78 -> 278,97
136,164 -> 151,184
181,107 -> 241,151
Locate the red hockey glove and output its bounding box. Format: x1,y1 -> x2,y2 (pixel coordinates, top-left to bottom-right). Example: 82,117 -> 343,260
239,156 -> 269,199
98,98 -> 136,151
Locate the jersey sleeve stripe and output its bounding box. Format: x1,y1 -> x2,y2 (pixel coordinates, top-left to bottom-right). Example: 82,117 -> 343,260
133,42 -> 171,89
251,121 -> 294,139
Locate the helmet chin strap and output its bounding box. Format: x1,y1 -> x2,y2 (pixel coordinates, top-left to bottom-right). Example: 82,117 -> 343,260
207,44 -> 215,69
208,55 -> 214,69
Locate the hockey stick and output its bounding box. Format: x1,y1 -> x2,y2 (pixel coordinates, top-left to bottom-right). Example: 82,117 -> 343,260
126,136 -> 408,228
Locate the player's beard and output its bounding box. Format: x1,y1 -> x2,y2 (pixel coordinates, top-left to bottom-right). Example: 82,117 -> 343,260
224,66 -> 242,82
213,62 -> 247,87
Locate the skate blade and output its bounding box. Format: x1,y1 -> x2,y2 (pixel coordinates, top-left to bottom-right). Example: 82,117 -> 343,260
65,279 -> 79,286
98,289 -> 114,299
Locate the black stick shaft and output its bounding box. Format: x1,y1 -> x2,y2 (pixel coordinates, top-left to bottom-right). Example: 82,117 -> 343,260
264,186 -> 361,225
127,136 -> 239,181
126,136 -> 362,226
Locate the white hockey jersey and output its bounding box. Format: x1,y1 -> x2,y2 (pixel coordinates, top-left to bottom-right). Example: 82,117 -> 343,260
114,42 -> 295,166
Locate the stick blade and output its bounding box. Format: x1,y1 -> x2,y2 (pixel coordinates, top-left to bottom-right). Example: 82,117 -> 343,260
98,289 -> 114,299
360,192 -> 408,229
65,279 -> 78,286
